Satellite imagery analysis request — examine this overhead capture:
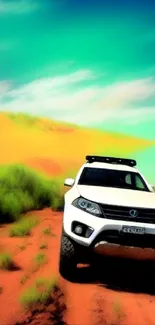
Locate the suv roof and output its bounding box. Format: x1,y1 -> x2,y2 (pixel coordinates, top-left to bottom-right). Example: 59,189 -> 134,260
84,161 -> 138,172
84,155 -> 138,173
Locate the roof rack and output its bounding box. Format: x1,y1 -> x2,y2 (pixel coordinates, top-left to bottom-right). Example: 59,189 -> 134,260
85,155 -> 137,167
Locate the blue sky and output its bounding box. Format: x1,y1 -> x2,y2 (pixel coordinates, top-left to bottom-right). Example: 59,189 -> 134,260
0,0 -> 155,139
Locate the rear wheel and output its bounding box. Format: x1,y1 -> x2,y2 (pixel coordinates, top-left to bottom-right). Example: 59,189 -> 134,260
59,234 -> 77,280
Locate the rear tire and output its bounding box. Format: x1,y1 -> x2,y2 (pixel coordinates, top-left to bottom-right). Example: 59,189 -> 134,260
59,234 -> 77,280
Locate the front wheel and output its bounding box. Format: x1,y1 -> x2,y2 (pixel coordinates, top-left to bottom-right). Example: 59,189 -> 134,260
59,234 -> 77,280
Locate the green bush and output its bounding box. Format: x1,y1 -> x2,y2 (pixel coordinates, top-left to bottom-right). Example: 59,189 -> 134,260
47,178 -> 64,211
33,253 -> 47,267
6,112 -> 39,128
20,277 -> 57,309
0,253 -> 13,270
42,226 -> 54,236
39,242 -> 48,249
9,216 -> 39,237
0,164 -> 64,223
20,274 -> 30,285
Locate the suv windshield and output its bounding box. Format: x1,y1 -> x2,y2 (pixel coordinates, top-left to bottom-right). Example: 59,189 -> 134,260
78,167 -> 149,192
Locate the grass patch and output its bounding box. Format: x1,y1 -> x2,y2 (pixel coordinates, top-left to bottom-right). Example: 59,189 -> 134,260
0,253 -> 13,270
18,244 -> 26,251
42,226 -> 55,237
20,274 -> 30,285
6,112 -> 79,131
6,112 -> 39,128
39,242 -> 48,249
33,253 -> 47,269
9,216 -> 39,237
113,299 -> 125,322
20,276 -> 57,309
0,164 -> 64,223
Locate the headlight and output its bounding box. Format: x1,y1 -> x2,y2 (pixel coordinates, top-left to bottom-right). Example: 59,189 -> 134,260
72,197 -> 102,216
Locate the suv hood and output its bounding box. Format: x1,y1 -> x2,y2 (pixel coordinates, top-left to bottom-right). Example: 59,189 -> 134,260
77,185 -> 155,209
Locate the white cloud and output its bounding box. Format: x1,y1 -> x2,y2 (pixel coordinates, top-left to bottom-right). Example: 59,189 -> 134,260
95,77 -> 155,109
96,107 -> 155,126
0,81 -> 11,95
0,70 -> 155,126
7,69 -> 95,98
0,0 -> 39,14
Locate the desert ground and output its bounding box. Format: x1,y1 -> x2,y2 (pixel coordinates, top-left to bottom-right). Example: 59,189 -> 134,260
1,209 -> 155,325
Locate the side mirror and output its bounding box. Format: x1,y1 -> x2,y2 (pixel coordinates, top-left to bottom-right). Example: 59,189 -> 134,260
64,178 -> 75,187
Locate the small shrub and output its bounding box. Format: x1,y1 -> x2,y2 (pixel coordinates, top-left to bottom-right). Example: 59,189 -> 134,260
0,253 -> 13,270
20,274 -> 30,285
39,242 -> 48,249
48,180 -> 64,211
0,164 -> 63,223
9,217 -> 39,237
42,226 -> 55,236
113,299 -> 125,321
20,276 -> 57,309
18,244 -> 26,251
7,112 -> 39,128
33,253 -> 47,268
35,276 -> 57,288
0,187 -> 34,223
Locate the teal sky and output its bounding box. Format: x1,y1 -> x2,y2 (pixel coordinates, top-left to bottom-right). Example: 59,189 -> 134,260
0,0 -> 155,140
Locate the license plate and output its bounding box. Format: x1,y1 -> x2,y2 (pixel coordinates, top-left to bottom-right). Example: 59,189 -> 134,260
122,226 -> 145,235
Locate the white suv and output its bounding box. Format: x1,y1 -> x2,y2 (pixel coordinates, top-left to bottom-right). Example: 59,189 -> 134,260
59,155 -> 155,280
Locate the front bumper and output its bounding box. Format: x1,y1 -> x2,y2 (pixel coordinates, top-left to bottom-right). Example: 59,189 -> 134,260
63,205 -> 155,260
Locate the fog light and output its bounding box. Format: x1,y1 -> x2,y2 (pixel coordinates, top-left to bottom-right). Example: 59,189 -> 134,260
72,221 -> 94,238
74,225 -> 83,235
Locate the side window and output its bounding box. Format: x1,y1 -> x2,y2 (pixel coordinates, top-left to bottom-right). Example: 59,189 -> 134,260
125,173 -> 132,185
135,175 -> 145,189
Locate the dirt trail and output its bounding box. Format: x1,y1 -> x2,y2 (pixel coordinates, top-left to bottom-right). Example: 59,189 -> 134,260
1,209 -> 155,325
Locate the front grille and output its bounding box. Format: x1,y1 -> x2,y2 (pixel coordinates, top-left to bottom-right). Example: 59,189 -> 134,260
100,204 -> 155,224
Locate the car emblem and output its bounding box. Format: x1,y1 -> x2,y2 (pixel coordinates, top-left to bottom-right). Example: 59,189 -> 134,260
129,209 -> 138,217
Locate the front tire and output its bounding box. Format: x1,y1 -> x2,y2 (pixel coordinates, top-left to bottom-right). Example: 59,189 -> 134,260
59,234 -> 77,280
